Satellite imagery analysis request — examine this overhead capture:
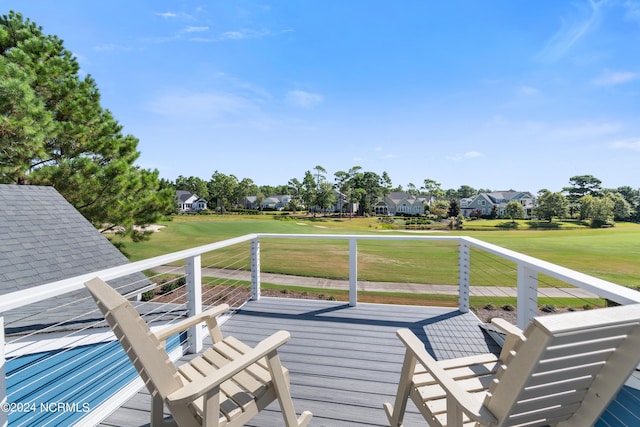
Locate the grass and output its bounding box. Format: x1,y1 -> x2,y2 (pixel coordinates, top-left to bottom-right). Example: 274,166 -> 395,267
462,218 -> 587,230
110,214 -> 640,289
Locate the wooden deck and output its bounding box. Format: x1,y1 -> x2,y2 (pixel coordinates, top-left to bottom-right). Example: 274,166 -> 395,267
100,298 -> 500,427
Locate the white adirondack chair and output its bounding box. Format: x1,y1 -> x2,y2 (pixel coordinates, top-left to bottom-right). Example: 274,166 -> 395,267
384,304 -> 640,427
85,277 -> 312,427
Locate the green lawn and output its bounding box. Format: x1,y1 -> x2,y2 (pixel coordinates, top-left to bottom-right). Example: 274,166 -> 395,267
110,215 -> 640,289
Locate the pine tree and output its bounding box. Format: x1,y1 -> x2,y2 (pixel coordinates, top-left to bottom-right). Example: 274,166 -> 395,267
0,12 -> 173,240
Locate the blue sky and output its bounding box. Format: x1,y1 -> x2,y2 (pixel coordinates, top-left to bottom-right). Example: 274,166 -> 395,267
4,1 -> 640,192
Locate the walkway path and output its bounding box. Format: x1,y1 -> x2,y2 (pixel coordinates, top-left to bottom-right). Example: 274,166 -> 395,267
152,265 -> 599,299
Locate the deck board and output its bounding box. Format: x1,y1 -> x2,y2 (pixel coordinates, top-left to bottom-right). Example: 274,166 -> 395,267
100,298 -> 499,426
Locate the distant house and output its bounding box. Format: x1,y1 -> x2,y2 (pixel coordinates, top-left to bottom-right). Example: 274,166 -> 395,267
375,192 -> 432,216
240,195 -> 258,209
176,190 -> 207,212
261,195 -> 292,211
335,189 -> 356,213
241,191 -> 349,213
460,190 -> 536,218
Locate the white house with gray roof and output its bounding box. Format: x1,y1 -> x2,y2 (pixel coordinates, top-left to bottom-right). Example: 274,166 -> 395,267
375,192 -> 433,216
460,190 -> 536,218
175,190 -> 207,212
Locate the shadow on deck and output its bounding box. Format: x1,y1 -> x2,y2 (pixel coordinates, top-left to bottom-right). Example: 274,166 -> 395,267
100,298 -> 500,427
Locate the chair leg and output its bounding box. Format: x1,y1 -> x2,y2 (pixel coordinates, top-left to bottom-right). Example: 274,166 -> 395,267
151,392 -> 178,427
266,351 -> 312,427
447,396 -> 465,427
384,349 -> 417,427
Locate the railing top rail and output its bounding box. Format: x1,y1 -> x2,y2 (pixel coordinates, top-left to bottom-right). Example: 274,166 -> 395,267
256,233 -> 461,241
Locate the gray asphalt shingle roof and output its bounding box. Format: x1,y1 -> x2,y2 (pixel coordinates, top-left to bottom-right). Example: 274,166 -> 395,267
0,184 -> 150,335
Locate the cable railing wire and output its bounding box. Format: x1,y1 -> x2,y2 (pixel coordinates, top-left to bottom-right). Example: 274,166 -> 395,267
536,273 -> 606,312
469,250 -> 518,301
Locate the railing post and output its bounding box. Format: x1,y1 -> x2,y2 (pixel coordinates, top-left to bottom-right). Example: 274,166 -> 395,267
251,237 -> 261,301
349,238 -> 357,307
458,241 -> 470,313
186,255 -> 203,354
517,264 -> 538,329
0,317 -> 6,427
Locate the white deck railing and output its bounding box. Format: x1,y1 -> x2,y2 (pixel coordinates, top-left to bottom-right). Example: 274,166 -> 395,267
0,233 -> 638,426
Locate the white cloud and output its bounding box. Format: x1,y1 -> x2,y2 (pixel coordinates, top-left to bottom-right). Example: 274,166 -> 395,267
286,90 -> 323,109
183,26 -> 209,33
464,151 -> 482,159
189,28 -> 292,43
155,11 -> 195,20
93,43 -> 134,52
94,43 -> 117,52
548,121 -> 622,140
214,72 -> 273,100
146,91 -> 258,121
189,29 -> 274,43
610,139 -> 640,151
484,115 -> 510,127
624,0 -> 640,22
156,12 -> 178,18
592,70 -> 638,86
536,0 -> 605,62
448,151 -> 483,161
220,29 -> 270,40
518,85 -> 541,96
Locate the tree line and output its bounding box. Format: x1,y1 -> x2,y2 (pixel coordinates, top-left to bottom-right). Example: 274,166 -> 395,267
533,175 -> 639,225
165,166 -> 640,226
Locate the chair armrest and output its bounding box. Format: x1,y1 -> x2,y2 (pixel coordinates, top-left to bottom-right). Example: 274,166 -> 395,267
167,330 -> 291,405
396,329 -> 498,425
490,318 -> 525,360
154,304 -> 230,342
490,318 -> 523,338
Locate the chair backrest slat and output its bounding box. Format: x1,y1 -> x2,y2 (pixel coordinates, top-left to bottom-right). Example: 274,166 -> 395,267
486,304 -> 640,427
86,278 -> 184,399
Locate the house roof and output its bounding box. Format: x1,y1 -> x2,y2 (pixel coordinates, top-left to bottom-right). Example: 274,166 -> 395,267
175,190 -> 193,202
0,184 -> 149,335
385,192 -> 430,207
485,191 -> 534,202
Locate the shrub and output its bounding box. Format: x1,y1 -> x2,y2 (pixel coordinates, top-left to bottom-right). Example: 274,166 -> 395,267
501,304 -> 515,312
160,276 -> 186,294
141,290 -> 155,301
540,304 -> 557,313
483,303 -> 496,310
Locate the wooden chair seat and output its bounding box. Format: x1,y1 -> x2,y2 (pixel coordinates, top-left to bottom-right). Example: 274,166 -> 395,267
178,336 -> 288,425
412,353 -> 501,426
